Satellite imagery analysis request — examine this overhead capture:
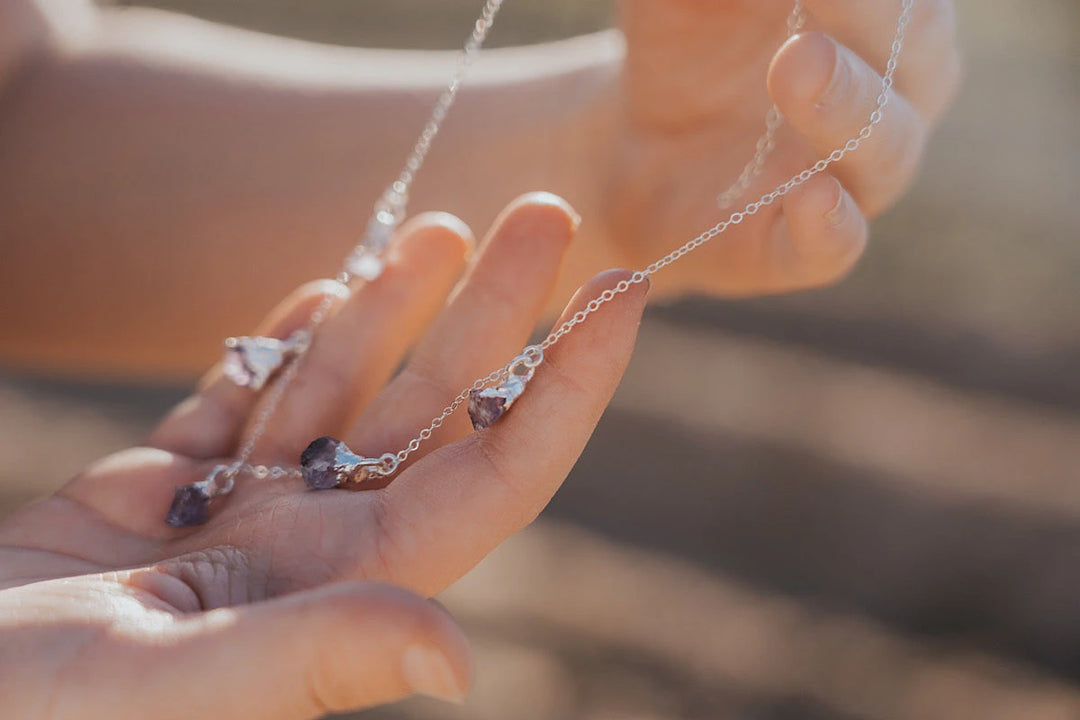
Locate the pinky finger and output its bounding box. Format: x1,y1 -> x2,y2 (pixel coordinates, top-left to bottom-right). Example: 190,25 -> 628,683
766,173 -> 868,292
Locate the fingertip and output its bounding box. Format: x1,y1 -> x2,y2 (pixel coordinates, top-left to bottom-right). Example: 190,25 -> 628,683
769,32 -> 841,120
567,268 -> 650,314
278,581 -> 470,706
493,191 -> 581,246
780,175 -> 868,287
394,211 -> 475,266
543,268 -> 649,391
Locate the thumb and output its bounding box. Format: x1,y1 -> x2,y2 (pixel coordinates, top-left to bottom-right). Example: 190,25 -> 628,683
158,582 -> 470,720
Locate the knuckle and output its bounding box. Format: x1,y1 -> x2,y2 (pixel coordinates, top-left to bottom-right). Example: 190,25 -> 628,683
463,270 -> 529,319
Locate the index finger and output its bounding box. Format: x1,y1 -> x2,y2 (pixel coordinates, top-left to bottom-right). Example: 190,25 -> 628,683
371,269 -> 649,595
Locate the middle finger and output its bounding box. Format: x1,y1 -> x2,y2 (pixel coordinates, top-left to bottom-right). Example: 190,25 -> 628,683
344,192 -> 579,466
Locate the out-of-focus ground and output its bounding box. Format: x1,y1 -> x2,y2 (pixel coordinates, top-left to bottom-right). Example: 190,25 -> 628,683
2,1 -> 1078,718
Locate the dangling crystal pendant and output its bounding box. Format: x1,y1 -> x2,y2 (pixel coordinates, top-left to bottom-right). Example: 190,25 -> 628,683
165,482 -> 212,527
165,465 -> 233,528
222,330 -> 310,390
468,346 -> 543,430
300,436 -> 385,490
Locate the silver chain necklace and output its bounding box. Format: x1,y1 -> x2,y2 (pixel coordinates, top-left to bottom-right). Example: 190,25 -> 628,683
166,0 -> 916,527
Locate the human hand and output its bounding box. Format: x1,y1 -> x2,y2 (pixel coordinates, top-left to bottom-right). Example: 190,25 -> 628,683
0,193 -> 647,719
600,0 -> 961,296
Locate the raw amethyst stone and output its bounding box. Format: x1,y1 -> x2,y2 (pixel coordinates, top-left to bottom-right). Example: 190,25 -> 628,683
165,483 -> 212,527
301,436 -> 348,490
468,390 -> 508,430
222,337 -> 287,390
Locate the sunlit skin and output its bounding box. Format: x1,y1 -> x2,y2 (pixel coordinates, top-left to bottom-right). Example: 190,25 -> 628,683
0,0 -> 959,377
0,1 -> 961,717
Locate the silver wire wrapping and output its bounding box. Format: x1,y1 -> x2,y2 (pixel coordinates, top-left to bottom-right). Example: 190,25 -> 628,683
222,330 -> 311,390
468,346 -> 543,430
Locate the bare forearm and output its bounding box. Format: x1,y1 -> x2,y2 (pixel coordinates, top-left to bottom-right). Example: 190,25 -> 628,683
0,6 -> 622,378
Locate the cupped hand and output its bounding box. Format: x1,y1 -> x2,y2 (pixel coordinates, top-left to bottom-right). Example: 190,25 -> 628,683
0,193 -> 646,719
602,0 -> 961,296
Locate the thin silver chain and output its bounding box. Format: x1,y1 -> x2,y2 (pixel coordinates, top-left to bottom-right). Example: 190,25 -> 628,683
216,0 -> 508,488
383,0 -> 915,470
229,0 -> 914,484
717,1 -> 806,209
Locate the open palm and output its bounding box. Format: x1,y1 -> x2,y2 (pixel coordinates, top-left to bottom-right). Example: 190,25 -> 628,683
0,194 -> 646,719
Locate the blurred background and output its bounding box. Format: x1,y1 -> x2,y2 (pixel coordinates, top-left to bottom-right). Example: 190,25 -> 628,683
2,0 -> 1078,718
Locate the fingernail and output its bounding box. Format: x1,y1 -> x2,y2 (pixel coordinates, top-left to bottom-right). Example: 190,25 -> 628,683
815,36 -> 845,110
401,644 -> 466,704
314,278 -> 352,300
569,208 -> 583,233
825,177 -> 849,227
510,191 -> 580,235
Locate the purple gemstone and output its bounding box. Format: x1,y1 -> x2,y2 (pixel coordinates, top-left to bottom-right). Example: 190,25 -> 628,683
301,436 -> 346,489
468,390 -> 508,430
165,484 -> 211,527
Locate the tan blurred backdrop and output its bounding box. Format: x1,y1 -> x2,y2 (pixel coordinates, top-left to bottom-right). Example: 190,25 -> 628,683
2,1 -> 1078,718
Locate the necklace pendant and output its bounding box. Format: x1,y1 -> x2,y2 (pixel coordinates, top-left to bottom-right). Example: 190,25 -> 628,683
300,436 -> 383,490
165,464 -> 233,528
222,330 -> 310,390
468,346 -> 543,430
